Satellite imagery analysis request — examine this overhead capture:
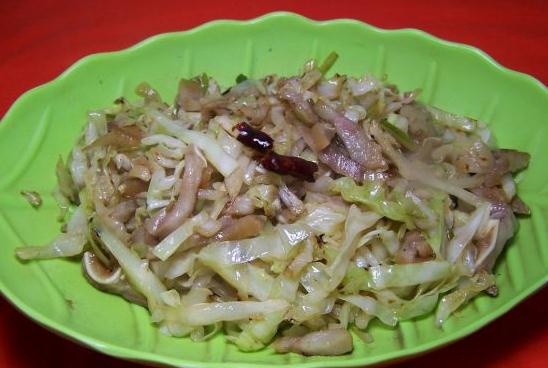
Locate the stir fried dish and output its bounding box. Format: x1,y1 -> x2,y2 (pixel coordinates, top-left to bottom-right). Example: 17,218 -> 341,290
16,53 -> 530,355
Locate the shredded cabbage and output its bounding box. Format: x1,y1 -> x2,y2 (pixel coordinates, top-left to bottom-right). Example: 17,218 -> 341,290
16,206 -> 87,259
369,261 -> 452,289
332,178 -> 414,227
15,54 -> 529,356
149,109 -> 238,177
153,213 -> 209,261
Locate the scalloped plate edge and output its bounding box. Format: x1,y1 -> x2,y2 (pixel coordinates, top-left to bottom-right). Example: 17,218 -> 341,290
0,11 -> 547,368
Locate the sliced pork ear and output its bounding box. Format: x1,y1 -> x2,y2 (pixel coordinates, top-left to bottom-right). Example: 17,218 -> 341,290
319,138 -> 391,183
313,100 -> 387,170
153,145 -> 205,237
319,139 -> 365,182
85,124 -> 142,151
477,206 -> 516,272
82,251 -> 147,307
213,215 -> 266,241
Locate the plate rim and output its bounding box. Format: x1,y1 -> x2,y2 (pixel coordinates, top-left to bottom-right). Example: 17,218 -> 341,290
0,11 -> 547,368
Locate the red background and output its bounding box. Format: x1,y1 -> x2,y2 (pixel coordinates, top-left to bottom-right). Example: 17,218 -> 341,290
0,1 -> 546,367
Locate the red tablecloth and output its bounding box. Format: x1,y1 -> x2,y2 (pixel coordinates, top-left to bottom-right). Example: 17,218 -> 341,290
0,1 -> 546,367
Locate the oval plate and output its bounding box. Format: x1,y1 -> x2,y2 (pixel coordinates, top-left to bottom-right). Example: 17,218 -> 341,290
0,12 -> 546,368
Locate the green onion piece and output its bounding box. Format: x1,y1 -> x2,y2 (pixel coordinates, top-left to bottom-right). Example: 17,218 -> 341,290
380,119 -> 418,151
236,74 -> 248,84
318,52 -> 339,75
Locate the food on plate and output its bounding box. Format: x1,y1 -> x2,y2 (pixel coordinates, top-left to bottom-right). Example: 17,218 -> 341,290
16,53 -> 530,355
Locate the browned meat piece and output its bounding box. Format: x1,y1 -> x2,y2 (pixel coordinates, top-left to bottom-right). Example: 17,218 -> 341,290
485,149 -> 530,187
319,138 -> 391,183
496,149 -> 530,172
85,124 -> 142,151
214,215 -> 266,241
314,100 -> 387,170
118,178 -> 148,198
510,196 -> 531,215
319,139 -> 365,182
394,230 -> 434,264
278,78 -> 320,125
399,103 -> 438,142
176,79 -> 204,112
471,185 -> 507,203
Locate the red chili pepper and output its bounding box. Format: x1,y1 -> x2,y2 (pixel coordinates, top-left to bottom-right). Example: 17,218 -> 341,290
260,151 -> 318,182
233,122 -> 273,152
234,122 -> 318,181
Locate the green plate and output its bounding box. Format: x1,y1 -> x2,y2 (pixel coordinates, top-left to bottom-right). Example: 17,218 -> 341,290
0,12 -> 546,368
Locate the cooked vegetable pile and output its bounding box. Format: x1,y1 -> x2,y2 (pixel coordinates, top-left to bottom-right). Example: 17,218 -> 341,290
16,53 -> 530,355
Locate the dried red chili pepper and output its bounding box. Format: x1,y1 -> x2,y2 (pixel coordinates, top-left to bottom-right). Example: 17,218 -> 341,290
233,122 -> 273,152
260,151 -> 318,182
234,122 -> 318,181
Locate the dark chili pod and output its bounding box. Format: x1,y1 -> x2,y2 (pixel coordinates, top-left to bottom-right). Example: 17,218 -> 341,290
233,122 -> 274,152
260,151 -> 318,182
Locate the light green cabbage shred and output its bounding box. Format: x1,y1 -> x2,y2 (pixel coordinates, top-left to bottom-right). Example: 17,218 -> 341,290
16,206 -> 87,260
332,178 -> 415,227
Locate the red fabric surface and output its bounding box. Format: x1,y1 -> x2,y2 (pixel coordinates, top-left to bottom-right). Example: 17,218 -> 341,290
0,1 -> 546,367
